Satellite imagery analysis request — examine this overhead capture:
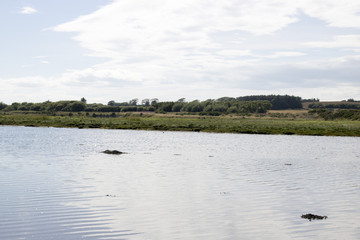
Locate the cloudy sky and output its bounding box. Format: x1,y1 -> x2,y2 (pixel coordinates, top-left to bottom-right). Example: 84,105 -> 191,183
1,0 -> 360,104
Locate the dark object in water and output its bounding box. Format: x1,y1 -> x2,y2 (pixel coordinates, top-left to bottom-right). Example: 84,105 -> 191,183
301,213 -> 328,221
102,150 -> 124,155
220,192 -> 230,195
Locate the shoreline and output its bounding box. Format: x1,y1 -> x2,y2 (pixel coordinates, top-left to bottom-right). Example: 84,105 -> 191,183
1,113 -> 360,137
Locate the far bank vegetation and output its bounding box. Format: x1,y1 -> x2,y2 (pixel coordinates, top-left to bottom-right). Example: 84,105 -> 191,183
1,95 -> 359,121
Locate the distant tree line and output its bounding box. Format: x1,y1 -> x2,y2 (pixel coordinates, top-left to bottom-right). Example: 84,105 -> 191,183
0,95 -> 304,115
343,98 -> 359,102
309,103 -> 360,110
0,101 -> 87,112
236,95 -> 303,110
153,99 -> 272,115
302,98 -> 320,102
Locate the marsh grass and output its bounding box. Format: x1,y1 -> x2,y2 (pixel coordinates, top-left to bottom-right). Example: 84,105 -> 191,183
1,112 -> 359,136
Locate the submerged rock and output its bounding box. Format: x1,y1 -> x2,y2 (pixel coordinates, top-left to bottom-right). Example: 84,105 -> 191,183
102,150 -> 125,155
301,213 -> 328,221
105,194 -> 116,197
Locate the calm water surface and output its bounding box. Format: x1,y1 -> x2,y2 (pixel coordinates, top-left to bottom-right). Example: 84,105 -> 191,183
0,126 -> 360,239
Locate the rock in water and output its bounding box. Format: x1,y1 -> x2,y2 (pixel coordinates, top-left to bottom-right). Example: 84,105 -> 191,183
102,150 -> 124,155
301,213 -> 328,221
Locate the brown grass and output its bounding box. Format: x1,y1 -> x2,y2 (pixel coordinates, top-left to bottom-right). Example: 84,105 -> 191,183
268,109 -> 308,114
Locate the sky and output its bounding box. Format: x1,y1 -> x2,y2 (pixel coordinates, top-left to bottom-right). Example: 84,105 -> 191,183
1,0 -> 360,104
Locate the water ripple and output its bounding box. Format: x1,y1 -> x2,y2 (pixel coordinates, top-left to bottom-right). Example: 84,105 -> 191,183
1,126 -> 360,239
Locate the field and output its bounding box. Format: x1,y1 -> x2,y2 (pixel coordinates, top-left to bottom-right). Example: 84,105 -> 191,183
1,112 -> 360,136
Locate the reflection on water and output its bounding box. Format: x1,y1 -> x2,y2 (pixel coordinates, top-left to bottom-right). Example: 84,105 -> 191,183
1,126 -> 360,239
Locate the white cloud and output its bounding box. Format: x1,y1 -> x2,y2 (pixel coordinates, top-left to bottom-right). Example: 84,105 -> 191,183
248,54 -> 360,91
5,0 -> 358,103
299,0 -> 360,28
52,0 -> 302,89
21,64 -> 33,68
53,0 -> 299,60
2,76 -> 52,88
52,0 -> 360,68
305,35 -> 360,48
263,51 -> 307,58
19,6 -> 38,15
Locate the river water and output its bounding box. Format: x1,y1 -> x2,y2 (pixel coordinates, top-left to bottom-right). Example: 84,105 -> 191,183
0,126 -> 359,239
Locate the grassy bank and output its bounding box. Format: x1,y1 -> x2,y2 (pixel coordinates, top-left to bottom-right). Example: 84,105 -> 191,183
1,112 -> 360,136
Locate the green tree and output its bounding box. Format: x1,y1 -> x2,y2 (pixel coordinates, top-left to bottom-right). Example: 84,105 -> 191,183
129,98 -> 138,106
0,102 -> 7,110
227,106 -> 238,114
30,103 -> 43,111
236,95 -> 302,110
184,100 -> 203,112
156,102 -> 174,112
5,102 -> 20,111
172,102 -> 185,112
150,98 -> 159,105
18,102 -> 33,111
141,99 -> 150,106
68,101 -> 86,112
217,96 -> 235,102
177,98 -> 186,102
